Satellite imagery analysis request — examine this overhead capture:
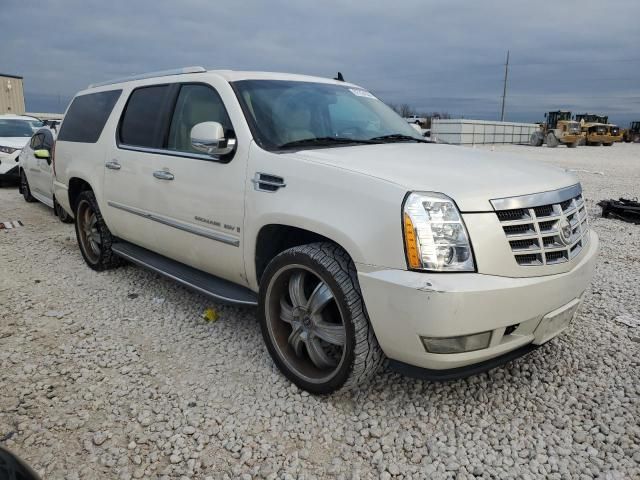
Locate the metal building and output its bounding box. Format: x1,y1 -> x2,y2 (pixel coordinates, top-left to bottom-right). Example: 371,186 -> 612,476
431,118 -> 538,145
0,73 -> 26,115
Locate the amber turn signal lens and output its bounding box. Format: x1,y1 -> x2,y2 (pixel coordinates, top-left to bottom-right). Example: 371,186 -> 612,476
403,213 -> 421,269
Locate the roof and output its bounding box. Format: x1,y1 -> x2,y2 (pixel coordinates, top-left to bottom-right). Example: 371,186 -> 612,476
0,114 -> 42,121
0,73 -> 23,80
87,66 -> 359,90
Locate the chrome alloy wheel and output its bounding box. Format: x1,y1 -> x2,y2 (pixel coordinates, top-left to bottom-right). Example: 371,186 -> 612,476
265,264 -> 347,384
77,199 -> 102,263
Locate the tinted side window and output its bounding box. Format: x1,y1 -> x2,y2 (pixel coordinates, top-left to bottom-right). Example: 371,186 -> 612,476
119,85 -> 172,148
167,84 -> 233,154
58,90 -> 122,143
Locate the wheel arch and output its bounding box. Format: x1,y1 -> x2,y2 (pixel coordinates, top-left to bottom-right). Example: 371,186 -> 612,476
68,177 -> 94,213
253,223 -> 357,287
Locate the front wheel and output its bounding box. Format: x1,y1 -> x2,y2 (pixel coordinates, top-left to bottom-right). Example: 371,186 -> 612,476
74,190 -> 123,271
546,132 -> 559,148
20,171 -> 36,203
259,243 -> 384,394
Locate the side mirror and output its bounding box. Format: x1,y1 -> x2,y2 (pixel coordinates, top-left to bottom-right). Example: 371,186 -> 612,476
190,121 -> 236,157
34,149 -> 50,161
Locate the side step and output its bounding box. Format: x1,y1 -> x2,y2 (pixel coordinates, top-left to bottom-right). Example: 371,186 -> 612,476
111,241 -> 258,306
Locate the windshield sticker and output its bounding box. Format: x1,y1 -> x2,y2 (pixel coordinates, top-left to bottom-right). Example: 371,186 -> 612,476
349,88 -> 377,99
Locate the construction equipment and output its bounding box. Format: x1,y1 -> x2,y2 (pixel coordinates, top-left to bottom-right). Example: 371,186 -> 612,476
605,124 -> 623,144
575,113 -> 609,146
530,111 -> 582,148
622,121 -> 640,143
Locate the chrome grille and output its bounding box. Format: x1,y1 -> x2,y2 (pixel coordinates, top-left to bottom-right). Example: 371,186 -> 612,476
492,185 -> 590,267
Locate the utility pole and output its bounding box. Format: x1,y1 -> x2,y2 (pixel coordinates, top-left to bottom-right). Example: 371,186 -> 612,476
500,50 -> 509,122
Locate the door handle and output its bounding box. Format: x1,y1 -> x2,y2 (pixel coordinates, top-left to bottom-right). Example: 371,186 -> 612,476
153,170 -> 174,181
105,160 -> 121,170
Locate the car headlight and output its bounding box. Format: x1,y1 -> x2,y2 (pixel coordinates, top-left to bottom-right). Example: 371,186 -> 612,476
0,146 -> 18,154
402,192 -> 475,272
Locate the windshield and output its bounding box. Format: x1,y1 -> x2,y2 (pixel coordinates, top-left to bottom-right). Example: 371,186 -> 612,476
233,80 -> 423,150
0,119 -> 36,138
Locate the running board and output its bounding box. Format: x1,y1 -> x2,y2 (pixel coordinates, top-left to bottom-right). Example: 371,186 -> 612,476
111,241 -> 258,306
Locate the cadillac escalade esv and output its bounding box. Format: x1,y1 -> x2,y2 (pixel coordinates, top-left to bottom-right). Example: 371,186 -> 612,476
53,67 -> 598,393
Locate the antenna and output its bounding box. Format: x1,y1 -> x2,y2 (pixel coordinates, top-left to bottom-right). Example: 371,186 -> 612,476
500,50 -> 509,122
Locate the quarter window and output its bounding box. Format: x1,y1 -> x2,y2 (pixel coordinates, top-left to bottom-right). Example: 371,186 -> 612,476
167,84 -> 233,154
119,85 -> 172,148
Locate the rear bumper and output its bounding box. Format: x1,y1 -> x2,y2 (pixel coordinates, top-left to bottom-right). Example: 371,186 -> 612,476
358,230 -> 598,372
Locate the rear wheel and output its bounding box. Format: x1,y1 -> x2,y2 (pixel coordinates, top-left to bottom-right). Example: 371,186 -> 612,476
74,190 -> 123,271
603,142 -> 613,147
54,197 -> 73,223
530,132 -> 544,147
567,141 -> 579,148
259,242 -> 384,394
20,171 -> 36,203
633,134 -> 640,143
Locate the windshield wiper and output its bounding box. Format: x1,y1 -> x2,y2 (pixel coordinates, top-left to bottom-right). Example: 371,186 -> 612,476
369,134 -> 428,143
277,137 -> 380,149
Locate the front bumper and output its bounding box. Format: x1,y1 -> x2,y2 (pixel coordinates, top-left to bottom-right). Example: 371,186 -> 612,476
0,150 -> 21,176
357,230 -> 598,373
0,164 -> 19,180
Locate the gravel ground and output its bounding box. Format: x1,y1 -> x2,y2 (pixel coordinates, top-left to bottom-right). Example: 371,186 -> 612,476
1,143 -> 639,479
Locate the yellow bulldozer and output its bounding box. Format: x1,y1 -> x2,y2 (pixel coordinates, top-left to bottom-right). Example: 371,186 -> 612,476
622,121 -> 640,143
575,114 -> 614,146
530,111 -> 582,148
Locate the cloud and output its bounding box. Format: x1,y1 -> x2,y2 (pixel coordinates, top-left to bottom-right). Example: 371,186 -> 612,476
1,0 -> 639,124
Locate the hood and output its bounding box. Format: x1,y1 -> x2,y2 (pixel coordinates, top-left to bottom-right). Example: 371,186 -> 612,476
0,137 -> 29,149
291,143 -> 578,211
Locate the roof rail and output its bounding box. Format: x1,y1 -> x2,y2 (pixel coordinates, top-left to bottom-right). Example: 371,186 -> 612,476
89,66 -> 207,88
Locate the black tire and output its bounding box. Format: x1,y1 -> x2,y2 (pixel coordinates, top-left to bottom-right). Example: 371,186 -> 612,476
546,132 -> 559,148
530,132 -> 544,147
74,190 -> 123,271
20,171 -> 36,203
54,197 -> 74,223
259,242 -> 384,394
567,141 -> 579,148
633,135 -> 640,143
603,142 -> 613,147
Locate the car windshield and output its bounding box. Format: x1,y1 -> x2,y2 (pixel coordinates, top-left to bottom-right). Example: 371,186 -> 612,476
233,80 -> 423,150
0,119 -> 37,138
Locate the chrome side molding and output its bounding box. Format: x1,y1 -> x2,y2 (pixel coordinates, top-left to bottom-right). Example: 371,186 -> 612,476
107,201 -> 239,247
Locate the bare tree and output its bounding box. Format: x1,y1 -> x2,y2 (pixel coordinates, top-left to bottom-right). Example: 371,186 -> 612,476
399,104 -> 414,118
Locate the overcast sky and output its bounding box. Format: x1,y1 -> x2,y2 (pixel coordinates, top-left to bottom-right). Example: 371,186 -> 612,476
2,0 -> 639,124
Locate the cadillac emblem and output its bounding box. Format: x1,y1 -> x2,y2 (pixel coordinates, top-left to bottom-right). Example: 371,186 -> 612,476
558,216 -> 573,245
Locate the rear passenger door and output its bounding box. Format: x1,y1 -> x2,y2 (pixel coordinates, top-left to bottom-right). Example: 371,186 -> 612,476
103,84 -> 175,252
107,81 -> 247,286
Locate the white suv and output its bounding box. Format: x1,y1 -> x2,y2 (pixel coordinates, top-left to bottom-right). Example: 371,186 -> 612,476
53,67 -> 598,393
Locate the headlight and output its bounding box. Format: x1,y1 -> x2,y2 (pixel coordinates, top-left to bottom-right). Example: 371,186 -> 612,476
402,192 -> 475,272
0,146 -> 18,154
